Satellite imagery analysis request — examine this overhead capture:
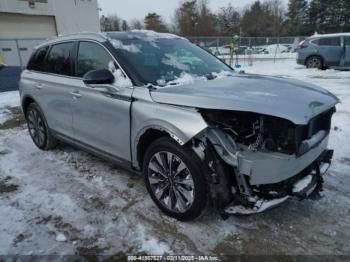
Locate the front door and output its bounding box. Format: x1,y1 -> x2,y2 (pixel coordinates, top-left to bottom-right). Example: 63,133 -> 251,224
70,41 -> 133,163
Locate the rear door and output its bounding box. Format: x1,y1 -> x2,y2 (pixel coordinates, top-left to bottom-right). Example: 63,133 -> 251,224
70,41 -> 133,162
317,36 -> 342,66
30,42 -> 76,139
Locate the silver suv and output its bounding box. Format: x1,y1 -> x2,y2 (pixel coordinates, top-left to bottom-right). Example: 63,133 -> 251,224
20,31 -> 339,221
297,33 -> 350,69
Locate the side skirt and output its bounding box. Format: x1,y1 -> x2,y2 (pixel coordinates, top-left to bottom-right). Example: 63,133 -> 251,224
51,129 -> 140,176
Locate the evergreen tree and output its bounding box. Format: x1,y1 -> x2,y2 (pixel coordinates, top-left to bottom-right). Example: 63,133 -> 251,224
175,0 -> 198,36
144,13 -> 168,32
308,0 -> 350,34
286,0 -> 308,35
121,20 -> 129,31
241,1 -> 275,36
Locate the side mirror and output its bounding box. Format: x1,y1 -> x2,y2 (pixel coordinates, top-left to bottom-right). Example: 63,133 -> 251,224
83,69 -> 115,85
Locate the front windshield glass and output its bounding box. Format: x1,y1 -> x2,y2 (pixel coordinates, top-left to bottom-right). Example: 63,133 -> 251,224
109,37 -> 233,86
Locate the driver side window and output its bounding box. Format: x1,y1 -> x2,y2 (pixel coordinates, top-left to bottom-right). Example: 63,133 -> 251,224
76,41 -> 117,77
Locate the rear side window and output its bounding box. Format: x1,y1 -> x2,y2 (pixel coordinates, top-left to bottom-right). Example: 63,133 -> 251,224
76,41 -> 115,77
46,42 -> 75,76
310,38 -> 319,45
27,46 -> 49,71
318,37 -> 341,46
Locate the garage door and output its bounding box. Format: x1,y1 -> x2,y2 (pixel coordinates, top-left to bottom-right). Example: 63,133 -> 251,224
0,13 -> 57,66
0,13 -> 57,39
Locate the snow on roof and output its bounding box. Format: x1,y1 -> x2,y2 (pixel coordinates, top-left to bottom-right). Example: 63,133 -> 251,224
309,32 -> 350,38
105,30 -> 186,41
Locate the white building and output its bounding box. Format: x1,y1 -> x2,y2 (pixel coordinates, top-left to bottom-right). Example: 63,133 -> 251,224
0,0 -> 100,66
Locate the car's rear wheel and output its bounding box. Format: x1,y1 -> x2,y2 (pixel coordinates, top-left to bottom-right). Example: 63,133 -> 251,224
26,103 -> 57,150
306,56 -> 323,69
143,137 -> 208,221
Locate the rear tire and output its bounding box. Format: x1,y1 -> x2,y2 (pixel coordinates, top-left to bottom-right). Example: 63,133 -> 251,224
143,137 -> 208,221
306,56 -> 324,69
26,103 -> 57,150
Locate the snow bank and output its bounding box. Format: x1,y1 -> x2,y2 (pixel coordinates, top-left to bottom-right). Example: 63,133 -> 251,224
0,91 -> 20,109
0,91 -> 20,124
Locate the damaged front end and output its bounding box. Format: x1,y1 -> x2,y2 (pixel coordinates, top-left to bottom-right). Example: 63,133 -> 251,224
191,108 -> 335,217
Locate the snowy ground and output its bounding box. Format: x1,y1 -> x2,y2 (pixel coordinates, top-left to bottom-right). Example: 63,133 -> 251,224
0,60 -> 350,258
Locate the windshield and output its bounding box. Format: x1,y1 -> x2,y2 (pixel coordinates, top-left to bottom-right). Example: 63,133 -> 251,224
109,37 -> 233,86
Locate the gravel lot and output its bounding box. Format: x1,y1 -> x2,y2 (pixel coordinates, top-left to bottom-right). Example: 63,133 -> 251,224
0,60 -> 349,260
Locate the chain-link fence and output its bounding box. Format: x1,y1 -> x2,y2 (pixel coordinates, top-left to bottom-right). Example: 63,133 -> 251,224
0,36 -> 307,68
187,36 -> 307,65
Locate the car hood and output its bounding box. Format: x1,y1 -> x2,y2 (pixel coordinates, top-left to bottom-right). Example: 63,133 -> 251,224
150,74 -> 340,125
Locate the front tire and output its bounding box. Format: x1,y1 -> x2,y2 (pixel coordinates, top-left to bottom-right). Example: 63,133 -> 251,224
143,137 -> 208,221
26,103 -> 57,150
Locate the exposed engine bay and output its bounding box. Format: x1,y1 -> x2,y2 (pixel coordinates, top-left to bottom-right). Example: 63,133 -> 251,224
191,108 -> 336,217
200,108 -> 334,155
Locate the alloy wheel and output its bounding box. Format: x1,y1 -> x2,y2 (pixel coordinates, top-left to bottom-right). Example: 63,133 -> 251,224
307,57 -> 322,69
27,108 -> 46,147
147,151 -> 195,213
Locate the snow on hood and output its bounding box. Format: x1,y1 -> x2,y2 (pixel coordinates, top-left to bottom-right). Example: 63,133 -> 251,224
150,74 -> 339,125
156,71 -> 235,87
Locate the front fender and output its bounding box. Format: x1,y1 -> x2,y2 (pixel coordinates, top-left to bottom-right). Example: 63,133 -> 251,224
131,96 -> 208,169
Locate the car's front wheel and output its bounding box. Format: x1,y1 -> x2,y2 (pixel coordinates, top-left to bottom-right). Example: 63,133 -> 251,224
143,137 -> 208,221
26,103 -> 57,150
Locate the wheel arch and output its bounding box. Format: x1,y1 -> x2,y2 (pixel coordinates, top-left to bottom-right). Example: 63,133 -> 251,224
305,54 -> 325,67
133,123 -> 193,171
21,95 -> 36,115
136,127 -> 171,171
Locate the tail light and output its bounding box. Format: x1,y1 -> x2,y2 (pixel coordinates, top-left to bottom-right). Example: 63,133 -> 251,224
298,40 -> 308,49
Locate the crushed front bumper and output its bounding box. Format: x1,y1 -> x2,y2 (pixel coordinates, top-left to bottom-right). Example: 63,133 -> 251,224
207,128 -> 331,185
205,128 -> 334,215
225,150 -> 333,215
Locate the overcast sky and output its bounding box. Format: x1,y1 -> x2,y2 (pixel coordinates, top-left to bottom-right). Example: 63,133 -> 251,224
98,0 -> 286,23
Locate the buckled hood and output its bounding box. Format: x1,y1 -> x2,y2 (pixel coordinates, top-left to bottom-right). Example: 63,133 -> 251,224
150,74 -> 339,125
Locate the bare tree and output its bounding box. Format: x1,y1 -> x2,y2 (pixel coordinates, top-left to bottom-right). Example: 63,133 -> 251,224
100,14 -> 121,32
196,0 -> 217,36
264,0 -> 287,36
130,19 -> 144,30
217,3 -> 241,36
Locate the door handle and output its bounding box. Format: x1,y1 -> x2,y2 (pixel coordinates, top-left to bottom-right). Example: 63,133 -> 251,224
70,91 -> 82,98
35,83 -> 44,90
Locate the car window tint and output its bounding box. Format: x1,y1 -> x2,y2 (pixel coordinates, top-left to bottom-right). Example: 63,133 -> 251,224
318,37 -> 340,46
27,46 -> 49,71
345,36 -> 350,46
77,42 -> 115,77
46,42 -> 75,76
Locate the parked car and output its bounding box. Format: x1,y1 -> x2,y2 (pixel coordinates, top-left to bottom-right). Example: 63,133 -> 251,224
209,45 -> 231,56
20,31 -> 339,221
252,46 -> 269,54
297,33 -> 350,69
